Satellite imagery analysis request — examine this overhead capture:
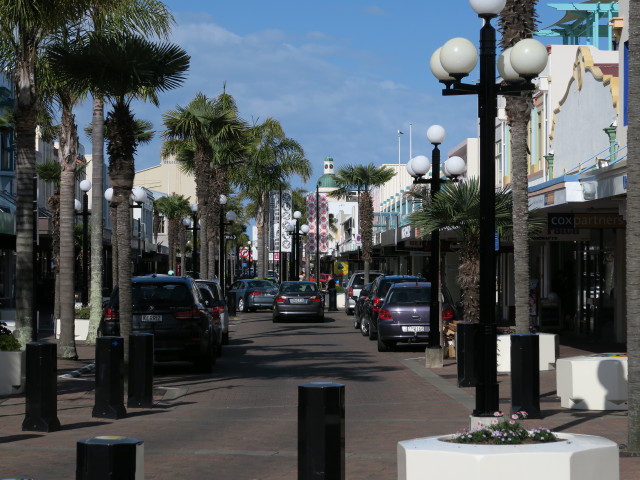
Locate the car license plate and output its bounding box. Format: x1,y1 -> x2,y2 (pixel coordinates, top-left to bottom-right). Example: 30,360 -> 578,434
403,326 -> 425,332
290,298 -> 307,304
142,314 -> 162,323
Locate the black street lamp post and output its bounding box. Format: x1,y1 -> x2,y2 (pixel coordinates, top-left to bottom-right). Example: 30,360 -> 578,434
130,187 -> 147,276
286,211 -> 309,281
75,179 -> 92,306
407,126 -> 466,368
219,194 -> 236,295
430,0 -> 548,417
183,204 -> 199,278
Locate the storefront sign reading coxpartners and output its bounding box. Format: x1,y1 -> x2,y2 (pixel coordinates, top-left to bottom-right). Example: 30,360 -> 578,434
548,213 -> 626,234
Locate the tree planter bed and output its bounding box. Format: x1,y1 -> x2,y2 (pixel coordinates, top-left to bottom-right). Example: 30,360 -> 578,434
398,433 -> 618,480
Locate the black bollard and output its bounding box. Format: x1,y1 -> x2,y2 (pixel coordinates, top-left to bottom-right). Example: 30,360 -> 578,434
128,333 -> 154,408
456,322 -> 479,387
298,382 -> 345,480
227,291 -> 236,317
328,288 -> 338,312
510,334 -> 541,418
22,342 -> 60,432
93,336 -> 126,419
77,436 -> 144,480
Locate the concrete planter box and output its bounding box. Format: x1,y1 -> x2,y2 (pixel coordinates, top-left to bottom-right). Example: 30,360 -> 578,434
324,292 -> 345,309
497,333 -> 559,373
0,350 -> 25,395
557,354 -> 628,410
398,433 -> 619,480
55,318 -> 90,341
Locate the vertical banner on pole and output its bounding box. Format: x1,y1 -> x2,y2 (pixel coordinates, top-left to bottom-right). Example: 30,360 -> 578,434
318,194 -> 329,253
306,193 -> 317,254
270,191 -> 280,252
280,190 -> 292,253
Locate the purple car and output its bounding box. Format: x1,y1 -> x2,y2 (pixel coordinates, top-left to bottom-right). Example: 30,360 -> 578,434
376,282 -> 431,352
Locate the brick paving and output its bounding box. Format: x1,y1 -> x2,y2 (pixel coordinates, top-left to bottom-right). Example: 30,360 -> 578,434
0,312 -> 639,479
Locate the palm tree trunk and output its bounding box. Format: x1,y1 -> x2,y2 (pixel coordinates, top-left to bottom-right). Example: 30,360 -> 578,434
360,191 -> 373,283
48,194 -> 61,323
168,217 -> 177,272
115,196 -> 133,362
626,0 -> 640,453
508,103 -> 531,334
111,205 -> 118,288
13,59 -> 37,346
87,97 -> 105,344
58,100 -> 78,359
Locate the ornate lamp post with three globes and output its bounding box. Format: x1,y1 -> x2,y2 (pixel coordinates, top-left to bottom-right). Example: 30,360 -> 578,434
429,0 -> 548,417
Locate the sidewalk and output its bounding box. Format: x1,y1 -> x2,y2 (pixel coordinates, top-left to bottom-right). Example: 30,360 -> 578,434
1,330 -> 639,479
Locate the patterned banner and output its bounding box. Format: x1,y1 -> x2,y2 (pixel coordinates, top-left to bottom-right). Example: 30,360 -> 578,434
306,192 -> 329,254
270,190 -> 292,253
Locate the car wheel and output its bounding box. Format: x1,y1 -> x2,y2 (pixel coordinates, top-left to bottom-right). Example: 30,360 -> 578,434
346,308 -> 353,316
249,307 -> 257,312
195,344 -> 215,373
353,317 -> 360,329
368,325 -> 377,341
238,298 -> 247,313
273,315 -> 279,323
222,332 -> 229,345
377,335 -> 394,352
360,318 -> 369,336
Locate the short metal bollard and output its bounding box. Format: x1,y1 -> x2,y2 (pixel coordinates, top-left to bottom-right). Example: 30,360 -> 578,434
455,322 -> 479,387
77,436 -> 144,480
227,291 -> 236,316
298,382 -> 345,480
93,336 -> 126,419
128,333 -> 154,408
511,334 -> 541,418
22,342 -> 60,432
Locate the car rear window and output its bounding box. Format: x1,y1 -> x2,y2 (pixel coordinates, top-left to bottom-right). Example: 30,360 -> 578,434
132,283 -> 193,308
379,279 -> 420,297
198,282 -> 220,301
388,287 -> 431,304
352,273 -> 382,289
249,280 -> 274,288
281,282 -> 318,293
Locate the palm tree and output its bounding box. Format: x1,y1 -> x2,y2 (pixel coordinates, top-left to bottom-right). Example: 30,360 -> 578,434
48,33 -> 189,361
0,0 -> 101,346
408,178 -> 513,322
328,163 -> 395,284
232,118 -> 311,279
162,91 -> 247,279
41,31 -> 90,359
498,0 -> 539,334
153,195 -> 191,273
83,0 -> 174,344
626,0 -> 640,454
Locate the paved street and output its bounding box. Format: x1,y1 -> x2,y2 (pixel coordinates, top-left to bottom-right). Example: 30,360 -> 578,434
1,310 -> 640,479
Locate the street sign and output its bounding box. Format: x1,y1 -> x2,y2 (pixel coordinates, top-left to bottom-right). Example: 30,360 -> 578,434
225,234 -> 236,240
239,247 -> 250,259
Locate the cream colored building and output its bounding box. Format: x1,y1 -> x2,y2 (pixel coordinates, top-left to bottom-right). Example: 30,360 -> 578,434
134,155 -> 197,201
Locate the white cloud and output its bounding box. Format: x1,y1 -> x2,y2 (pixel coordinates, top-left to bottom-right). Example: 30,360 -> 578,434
77,13 -> 476,188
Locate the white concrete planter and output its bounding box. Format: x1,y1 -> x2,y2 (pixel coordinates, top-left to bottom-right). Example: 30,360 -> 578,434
557,354 -> 628,410
497,333 -> 559,373
0,350 -> 26,395
55,318 -> 90,341
337,293 -> 345,309
398,433 -> 619,480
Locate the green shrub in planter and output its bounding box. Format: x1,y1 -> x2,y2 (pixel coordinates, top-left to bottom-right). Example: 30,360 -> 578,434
0,321 -> 21,351
75,306 -> 91,318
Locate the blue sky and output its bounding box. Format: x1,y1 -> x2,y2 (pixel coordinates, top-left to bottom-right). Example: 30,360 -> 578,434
77,1 -> 566,191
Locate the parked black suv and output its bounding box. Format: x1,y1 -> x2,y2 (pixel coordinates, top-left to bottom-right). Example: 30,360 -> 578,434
100,275 -> 220,372
360,275 -> 424,339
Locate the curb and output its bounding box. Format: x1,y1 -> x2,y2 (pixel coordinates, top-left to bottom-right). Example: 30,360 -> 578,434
59,362 -> 95,379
